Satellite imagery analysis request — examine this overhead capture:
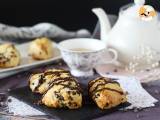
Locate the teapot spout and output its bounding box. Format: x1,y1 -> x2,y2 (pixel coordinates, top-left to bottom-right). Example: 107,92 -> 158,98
92,8 -> 111,42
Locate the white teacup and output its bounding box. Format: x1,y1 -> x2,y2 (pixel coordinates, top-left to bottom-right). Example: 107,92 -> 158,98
58,38 -> 118,77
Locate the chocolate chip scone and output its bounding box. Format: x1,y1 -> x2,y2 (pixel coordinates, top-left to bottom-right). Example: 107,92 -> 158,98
41,77 -> 82,109
29,69 -> 71,94
28,37 -> 54,60
0,43 -> 20,68
88,77 -> 127,110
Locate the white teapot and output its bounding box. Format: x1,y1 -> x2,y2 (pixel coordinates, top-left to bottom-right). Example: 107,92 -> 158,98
92,0 -> 160,66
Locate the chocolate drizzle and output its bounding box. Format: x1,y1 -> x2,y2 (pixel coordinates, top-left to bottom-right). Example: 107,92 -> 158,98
92,88 -> 124,99
0,53 -> 10,64
49,77 -> 79,86
0,44 -> 19,66
29,69 -> 82,104
88,77 -> 119,88
34,74 -> 45,91
90,82 -> 121,96
44,70 -> 70,76
88,77 -> 124,99
32,69 -> 71,92
43,77 -> 81,95
141,13 -> 148,17
41,77 -> 82,101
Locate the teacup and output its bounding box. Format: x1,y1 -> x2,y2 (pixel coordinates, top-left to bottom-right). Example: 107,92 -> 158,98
58,38 -> 118,77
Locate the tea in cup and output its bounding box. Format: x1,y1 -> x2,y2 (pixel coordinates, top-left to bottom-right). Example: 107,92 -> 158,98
58,38 -> 118,77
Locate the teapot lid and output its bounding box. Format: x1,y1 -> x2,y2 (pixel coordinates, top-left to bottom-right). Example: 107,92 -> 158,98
121,0 -> 157,21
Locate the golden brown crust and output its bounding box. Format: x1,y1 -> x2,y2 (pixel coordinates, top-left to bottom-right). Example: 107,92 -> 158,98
88,77 -> 127,109
42,84 -> 82,109
29,68 -> 83,109
29,69 -> 71,94
0,43 -> 21,68
28,37 -> 53,60
41,73 -> 82,109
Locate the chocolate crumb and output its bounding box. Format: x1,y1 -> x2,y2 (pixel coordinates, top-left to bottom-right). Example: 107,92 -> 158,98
8,99 -> 12,103
125,91 -> 129,95
113,69 -> 118,72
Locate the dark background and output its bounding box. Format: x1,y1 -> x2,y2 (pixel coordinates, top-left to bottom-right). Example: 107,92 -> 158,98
0,0 -> 159,32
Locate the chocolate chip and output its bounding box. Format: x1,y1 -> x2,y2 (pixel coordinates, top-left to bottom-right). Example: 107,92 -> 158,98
69,96 -> 73,101
72,91 -> 76,95
105,103 -> 109,106
68,102 -> 71,106
97,94 -> 100,97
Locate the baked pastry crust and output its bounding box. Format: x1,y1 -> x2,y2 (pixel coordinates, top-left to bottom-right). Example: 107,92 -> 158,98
29,68 -> 82,109
29,73 -> 44,92
0,43 -> 20,68
28,37 -> 53,60
29,69 -> 71,94
41,78 -> 82,109
88,77 -> 127,109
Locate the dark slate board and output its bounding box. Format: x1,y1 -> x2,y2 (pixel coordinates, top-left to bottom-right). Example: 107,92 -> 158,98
6,59 -> 129,120
9,86 -> 129,120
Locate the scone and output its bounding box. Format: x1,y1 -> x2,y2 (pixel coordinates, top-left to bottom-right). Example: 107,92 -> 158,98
29,73 -> 44,92
0,43 -> 20,68
29,68 -> 82,109
37,69 -> 71,94
28,37 -> 53,60
29,69 -> 71,94
88,77 -> 127,109
41,77 -> 82,109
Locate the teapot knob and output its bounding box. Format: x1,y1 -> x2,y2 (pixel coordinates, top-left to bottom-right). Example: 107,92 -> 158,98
134,0 -> 145,6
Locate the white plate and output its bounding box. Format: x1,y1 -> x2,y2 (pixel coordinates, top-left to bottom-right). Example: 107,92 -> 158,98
0,42 -> 61,75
